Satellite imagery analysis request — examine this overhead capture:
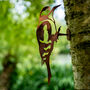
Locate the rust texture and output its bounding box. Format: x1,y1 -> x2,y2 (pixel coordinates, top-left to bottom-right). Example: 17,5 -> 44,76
36,4 -> 70,84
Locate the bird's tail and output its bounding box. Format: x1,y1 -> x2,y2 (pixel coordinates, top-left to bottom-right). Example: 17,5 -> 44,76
46,61 -> 52,84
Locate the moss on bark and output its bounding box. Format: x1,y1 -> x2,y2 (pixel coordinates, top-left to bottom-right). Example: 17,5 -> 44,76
63,0 -> 90,89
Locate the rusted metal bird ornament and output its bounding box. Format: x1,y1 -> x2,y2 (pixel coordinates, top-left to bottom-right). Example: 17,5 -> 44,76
36,4 -> 71,84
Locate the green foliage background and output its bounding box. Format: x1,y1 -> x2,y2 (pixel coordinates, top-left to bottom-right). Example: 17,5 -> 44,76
0,0 -> 73,90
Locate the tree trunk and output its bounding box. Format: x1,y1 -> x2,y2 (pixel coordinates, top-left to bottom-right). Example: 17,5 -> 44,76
0,54 -> 16,90
63,0 -> 90,89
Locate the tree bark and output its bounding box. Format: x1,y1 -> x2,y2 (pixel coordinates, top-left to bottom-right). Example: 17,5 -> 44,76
63,0 -> 90,89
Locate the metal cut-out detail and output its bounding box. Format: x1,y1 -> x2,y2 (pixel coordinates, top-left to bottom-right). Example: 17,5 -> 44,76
36,4 -> 71,84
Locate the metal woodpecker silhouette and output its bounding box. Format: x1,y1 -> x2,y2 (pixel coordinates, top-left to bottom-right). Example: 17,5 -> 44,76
36,4 -> 71,84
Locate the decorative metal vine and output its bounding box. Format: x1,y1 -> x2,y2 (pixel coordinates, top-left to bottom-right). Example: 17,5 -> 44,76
36,4 -> 71,84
